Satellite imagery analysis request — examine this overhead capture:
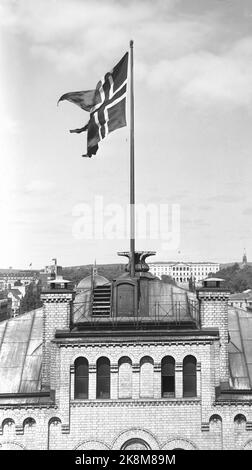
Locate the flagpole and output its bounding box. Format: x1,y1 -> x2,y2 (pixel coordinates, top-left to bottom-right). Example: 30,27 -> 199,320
129,39 -> 135,278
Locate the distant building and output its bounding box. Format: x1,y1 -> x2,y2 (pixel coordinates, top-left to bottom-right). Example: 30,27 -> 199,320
0,273 -> 35,291
149,262 -> 220,285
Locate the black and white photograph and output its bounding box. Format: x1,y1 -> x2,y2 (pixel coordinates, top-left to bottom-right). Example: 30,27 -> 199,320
1,0 -> 252,458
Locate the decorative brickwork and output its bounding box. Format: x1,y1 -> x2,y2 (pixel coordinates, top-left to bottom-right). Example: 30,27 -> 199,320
41,290 -> 74,389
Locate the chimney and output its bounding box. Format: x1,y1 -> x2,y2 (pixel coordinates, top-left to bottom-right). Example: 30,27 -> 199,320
197,278 -> 230,387
41,275 -> 74,390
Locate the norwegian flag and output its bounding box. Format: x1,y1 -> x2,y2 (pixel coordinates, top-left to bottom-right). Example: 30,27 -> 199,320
58,52 -> 128,158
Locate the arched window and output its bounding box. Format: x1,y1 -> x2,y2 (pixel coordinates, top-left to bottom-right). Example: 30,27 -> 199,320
2,418 -> 15,437
48,418 -> 61,450
48,417 -> 61,427
75,357 -> 89,399
161,356 -> 175,397
234,414 -> 246,424
140,356 -> 154,398
209,414 -> 222,424
2,418 -> 15,430
209,414 -> 222,432
23,418 -> 36,429
118,356 -> 132,398
121,439 -> 150,450
97,357 -> 110,399
183,355 -> 197,397
234,414 -> 246,430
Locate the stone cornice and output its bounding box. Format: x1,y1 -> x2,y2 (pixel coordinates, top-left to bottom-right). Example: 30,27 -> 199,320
197,288 -> 230,294
55,329 -> 219,340
55,339 -> 217,348
70,398 -> 201,407
213,401 -> 252,407
0,404 -> 58,410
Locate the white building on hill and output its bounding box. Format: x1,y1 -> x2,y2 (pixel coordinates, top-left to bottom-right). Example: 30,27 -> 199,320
149,262 -> 220,285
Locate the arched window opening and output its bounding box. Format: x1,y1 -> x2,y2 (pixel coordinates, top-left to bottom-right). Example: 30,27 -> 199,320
48,417 -> 61,450
234,414 -> 246,426
209,414 -> 222,431
118,356 -> 132,398
183,355 -> 197,397
2,418 -> 15,429
121,439 -> 150,450
209,414 -> 222,424
23,418 -> 36,428
140,356 -> 154,398
97,357 -> 110,399
161,356 -> 175,397
75,357 -> 89,399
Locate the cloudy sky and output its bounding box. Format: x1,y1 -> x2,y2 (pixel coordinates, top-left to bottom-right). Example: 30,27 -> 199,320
1,0 -> 252,269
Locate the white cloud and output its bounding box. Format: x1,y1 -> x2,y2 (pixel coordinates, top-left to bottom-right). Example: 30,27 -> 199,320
143,36 -> 252,107
0,0 -> 211,74
2,0 -> 252,107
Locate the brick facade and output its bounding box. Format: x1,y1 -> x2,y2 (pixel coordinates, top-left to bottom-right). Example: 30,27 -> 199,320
1,285 -> 252,450
197,289 -> 230,385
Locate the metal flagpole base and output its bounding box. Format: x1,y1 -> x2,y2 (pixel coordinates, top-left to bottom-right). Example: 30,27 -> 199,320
118,251 -> 156,276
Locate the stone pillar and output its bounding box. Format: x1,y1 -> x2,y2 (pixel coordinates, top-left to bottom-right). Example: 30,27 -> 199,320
196,362 -> 201,398
70,364 -> 75,400
111,364 -> 118,399
153,363 -> 161,399
175,362 -> 183,398
89,364 -> 96,399
132,363 -> 140,399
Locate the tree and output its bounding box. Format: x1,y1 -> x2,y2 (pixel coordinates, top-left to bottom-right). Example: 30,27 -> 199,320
161,275 -> 176,286
20,282 -> 43,313
188,276 -> 196,292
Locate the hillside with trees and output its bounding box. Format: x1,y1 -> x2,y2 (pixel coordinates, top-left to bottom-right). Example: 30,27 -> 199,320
212,263 -> 252,293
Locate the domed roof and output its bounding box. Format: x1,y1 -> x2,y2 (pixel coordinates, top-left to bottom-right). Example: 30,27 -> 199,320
77,273 -> 110,290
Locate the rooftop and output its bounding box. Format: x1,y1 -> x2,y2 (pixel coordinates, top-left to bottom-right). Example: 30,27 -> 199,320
228,307 -> 252,389
230,292 -> 252,301
77,273 -> 110,290
0,309 -> 43,396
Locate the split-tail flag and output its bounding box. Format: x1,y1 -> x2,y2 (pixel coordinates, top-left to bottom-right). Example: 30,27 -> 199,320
58,52 -> 128,157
